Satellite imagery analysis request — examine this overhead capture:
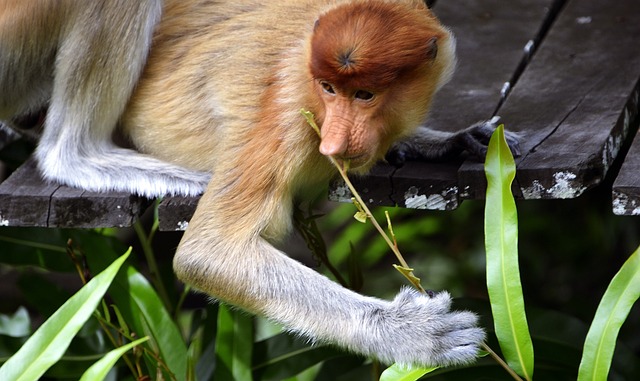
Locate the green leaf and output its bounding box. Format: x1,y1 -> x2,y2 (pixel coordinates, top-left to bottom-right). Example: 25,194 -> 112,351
392,265 -> 422,290
79,233 -> 188,379
578,244 -> 640,381
379,363 -> 437,381
0,250 -> 130,381
214,303 -> 253,381
484,125 -> 534,380
352,198 -> 368,223
79,336 -> 149,381
353,211 -> 368,223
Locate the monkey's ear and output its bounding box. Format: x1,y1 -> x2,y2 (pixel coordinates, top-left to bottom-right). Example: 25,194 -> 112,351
426,37 -> 438,60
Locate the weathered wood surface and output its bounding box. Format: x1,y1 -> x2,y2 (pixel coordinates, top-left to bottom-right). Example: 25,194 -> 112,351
329,0 -> 558,209
0,159 -> 147,228
613,126 -> 640,215
484,0 -> 640,202
157,196 -> 199,231
1,0 -> 640,228
330,0 -> 640,212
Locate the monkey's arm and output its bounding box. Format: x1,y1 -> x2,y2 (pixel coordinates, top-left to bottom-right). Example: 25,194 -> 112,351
176,200 -> 484,367
386,117 -> 521,165
174,142 -> 484,367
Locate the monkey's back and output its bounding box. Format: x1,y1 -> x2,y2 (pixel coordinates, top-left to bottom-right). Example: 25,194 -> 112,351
122,0 -> 333,171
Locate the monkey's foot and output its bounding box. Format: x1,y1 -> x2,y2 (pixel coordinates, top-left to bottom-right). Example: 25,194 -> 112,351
36,145 -> 211,198
385,116 -> 521,166
456,116 -> 521,159
352,288 -> 485,367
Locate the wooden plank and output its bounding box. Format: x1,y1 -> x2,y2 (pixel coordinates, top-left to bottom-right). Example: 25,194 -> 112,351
342,0 -> 555,209
390,160 -> 461,210
460,0 -> 640,200
157,196 -> 199,231
0,158 -> 147,227
48,186 -> 147,228
613,128 -> 640,216
0,159 -> 57,227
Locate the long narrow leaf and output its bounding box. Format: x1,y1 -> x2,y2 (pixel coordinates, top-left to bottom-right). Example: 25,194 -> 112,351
0,250 -> 130,381
79,337 -> 149,381
484,125 -> 534,380
79,234 -> 188,379
214,303 -> 253,381
578,244 -> 640,380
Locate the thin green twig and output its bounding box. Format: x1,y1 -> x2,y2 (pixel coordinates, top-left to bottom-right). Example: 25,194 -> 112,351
301,109 -> 424,292
301,108 -> 520,379
133,208 -> 173,314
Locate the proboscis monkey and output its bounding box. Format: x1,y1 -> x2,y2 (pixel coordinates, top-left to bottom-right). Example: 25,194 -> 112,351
0,0 -> 210,196
1,0 -> 524,367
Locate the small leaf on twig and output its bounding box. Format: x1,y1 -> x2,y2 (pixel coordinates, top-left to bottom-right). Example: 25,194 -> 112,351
351,197 -> 369,224
385,211 -> 398,249
300,109 -> 321,136
351,198 -> 368,223
353,211 -> 368,223
393,265 -> 423,290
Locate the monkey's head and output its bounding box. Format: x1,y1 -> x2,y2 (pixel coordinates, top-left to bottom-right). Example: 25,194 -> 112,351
309,0 -> 455,172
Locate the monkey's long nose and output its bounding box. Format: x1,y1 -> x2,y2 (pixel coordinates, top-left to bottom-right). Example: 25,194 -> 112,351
319,122 -> 350,157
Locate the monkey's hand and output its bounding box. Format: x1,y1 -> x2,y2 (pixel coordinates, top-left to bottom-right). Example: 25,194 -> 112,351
386,117 -> 521,166
351,288 -> 485,367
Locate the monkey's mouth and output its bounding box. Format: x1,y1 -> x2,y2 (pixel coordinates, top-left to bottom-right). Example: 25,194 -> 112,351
338,154 -> 373,171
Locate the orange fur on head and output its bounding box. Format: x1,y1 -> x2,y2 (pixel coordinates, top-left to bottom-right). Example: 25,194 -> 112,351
310,1 -> 445,91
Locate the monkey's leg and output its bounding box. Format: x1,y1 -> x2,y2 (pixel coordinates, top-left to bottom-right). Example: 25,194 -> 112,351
34,0 -> 210,197
386,117 -> 521,165
36,139 -> 211,197
175,184 -> 485,368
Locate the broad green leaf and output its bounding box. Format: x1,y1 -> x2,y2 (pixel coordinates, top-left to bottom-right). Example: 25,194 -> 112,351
79,233 -> 188,379
484,125 -> 534,380
214,303 -> 253,381
79,337 -> 149,381
0,250 -> 130,381
380,363 -> 437,381
578,244 -> 640,381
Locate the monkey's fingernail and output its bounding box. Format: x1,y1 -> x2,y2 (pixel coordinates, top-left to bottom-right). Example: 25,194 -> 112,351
426,289 -> 436,298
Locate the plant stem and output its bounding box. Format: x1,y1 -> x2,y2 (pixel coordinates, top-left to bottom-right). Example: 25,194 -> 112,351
332,158 -> 425,292
301,109 -> 424,292
133,220 -> 173,314
482,343 -> 524,381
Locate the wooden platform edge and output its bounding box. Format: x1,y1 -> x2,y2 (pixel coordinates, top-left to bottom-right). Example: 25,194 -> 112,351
0,158 -> 149,228
612,86 -> 640,215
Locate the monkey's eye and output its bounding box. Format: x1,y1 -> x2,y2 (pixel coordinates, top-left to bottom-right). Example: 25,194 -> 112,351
320,81 -> 335,95
354,90 -> 374,101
